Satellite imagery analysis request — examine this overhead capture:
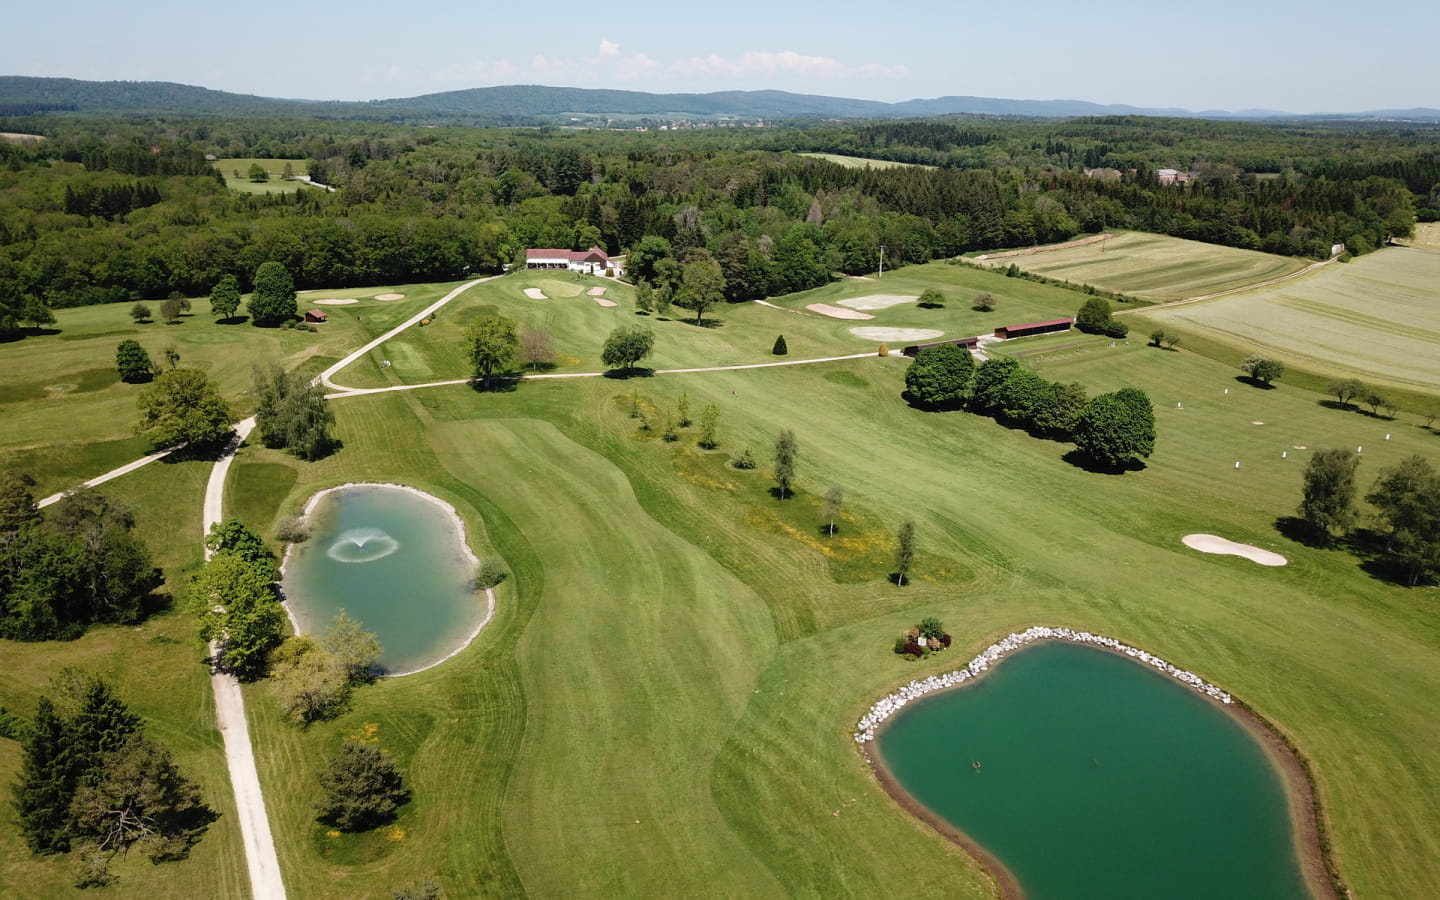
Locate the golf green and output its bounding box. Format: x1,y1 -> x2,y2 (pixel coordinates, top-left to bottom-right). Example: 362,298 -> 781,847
877,641 -> 1310,899
280,484 -> 483,674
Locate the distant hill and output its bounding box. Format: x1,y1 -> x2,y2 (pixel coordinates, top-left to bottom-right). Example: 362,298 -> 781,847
1,76 -> 1438,124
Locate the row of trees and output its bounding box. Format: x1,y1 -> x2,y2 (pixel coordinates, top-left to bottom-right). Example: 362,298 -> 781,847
1298,451 -> 1440,585
904,347 -> 1155,468
0,478 -> 161,640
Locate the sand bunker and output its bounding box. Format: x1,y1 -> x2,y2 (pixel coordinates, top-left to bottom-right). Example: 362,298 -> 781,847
807,303 -> 874,320
1182,534 -> 1288,567
375,293 -> 405,301
587,286 -> 607,296
592,296 -> 617,307
312,298 -> 358,305
849,327 -> 944,342
523,288 -> 548,300
838,294 -> 917,310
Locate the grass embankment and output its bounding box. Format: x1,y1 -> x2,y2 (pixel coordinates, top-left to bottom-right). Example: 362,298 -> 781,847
0,283 -> 460,496
973,231 -> 1307,302
4,259 -> 1440,898
1138,246 -> 1440,400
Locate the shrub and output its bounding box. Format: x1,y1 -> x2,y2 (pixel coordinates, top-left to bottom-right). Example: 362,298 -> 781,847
772,334 -> 788,355
878,342 -> 890,357
939,633 -> 953,648
1104,320 -> 1129,338
129,303 -> 152,323
973,291 -> 995,312
918,616 -> 944,640
902,641 -> 925,657
275,515 -> 309,544
475,559 -> 509,589
893,634 -> 911,655
732,449 -> 757,469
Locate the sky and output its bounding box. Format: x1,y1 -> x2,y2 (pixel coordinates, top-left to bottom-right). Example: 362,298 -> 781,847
9,0 -> 1438,113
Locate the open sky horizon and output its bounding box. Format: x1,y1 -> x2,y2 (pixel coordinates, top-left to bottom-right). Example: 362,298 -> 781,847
9,0 -> 1437,114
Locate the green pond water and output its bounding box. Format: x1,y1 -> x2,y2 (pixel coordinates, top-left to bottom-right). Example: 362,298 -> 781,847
281,484 -> 483,674
877,641 -> 1310,900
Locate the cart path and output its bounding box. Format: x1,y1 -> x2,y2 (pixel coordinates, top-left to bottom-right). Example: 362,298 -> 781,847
202,418 -> 287,900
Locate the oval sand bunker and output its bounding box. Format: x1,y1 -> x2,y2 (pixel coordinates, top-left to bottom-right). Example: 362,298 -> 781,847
850,327 -> 944,342
1182,534 -> 1287,566
374,292 -> 406,301
312,298 -> 358,305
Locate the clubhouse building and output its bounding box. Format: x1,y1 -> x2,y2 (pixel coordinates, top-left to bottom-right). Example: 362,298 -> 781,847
525,246 -> 618,276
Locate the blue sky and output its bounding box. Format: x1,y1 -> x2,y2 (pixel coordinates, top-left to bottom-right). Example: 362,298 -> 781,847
10,0 -> 1437,112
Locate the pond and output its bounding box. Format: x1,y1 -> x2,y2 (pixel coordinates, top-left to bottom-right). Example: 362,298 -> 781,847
875,640 -> 1313,899
281,483 -> 487,675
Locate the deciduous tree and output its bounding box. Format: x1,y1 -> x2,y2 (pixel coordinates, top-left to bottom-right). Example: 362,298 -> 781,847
129,303 -> 152,324
134,367 -> 233,449
894,520 -> 916,586
1327,378 -> 1367,408
1073,388 -> 1156,468
517,326 -> 556,371
1075,297 -> 1112,334
208,275 -> 241,321
601,325 -> 655,375
115,340 -> 154,383
187,553 -> 286,679
464,314 -> 518,389
1298,448 -> 1360,543
904,343 -> 974,408
1241,355 -> 1285,386
823,485 -> 844,535
253,363 -> 336,460
1366,455 -> 1440,585
248,262 -> 296,326
675,253 -> 725,326
773,429 -> 798,499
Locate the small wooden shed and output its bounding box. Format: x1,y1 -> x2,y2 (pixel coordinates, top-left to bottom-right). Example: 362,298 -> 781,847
304,309 -> 328,323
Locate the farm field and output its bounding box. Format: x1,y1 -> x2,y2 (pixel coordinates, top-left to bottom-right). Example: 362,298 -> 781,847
1137,246 -> 1440,393
1397,221 -> 1440,251
972,231 -> 1309,301
213,157 -> 316,194
3,268 -> 1440,898
797,152 -> 929,169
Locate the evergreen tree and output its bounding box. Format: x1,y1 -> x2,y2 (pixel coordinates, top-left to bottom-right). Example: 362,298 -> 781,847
12,697 -> 77,853
315,741 -> 409,831
772,334 -> 788,355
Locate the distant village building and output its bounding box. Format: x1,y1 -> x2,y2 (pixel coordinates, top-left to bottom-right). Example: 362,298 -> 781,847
525,246 -> 619,276
1157,168 -> 1194,185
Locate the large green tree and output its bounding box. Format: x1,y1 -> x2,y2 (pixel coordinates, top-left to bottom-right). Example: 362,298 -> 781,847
134,367 -> 233,449
1366,455 -> 1440,585
253,363 -> 336,460
903,344 -> 973,408
1241,355 -> 1286,386
675,253 -> 725,326
208,274 -> 241,321
1075,297 -> 1113,334
315,741 -> 409,831
600,325 -> 655,375
70,732 -> 213,863
114,340 -> 153,383
1072,388 -> 1156,468
464,314 -> 518,389
12,696 -> 76,853
187,553 -> 286,679
248,262 -> 296,326
1298,448 -> 1360,543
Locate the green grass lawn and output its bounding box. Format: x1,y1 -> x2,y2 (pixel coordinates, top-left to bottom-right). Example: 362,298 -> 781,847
1139,246 -> 1440,394
3,258 -> 1440,898
213,157 -> 315,194
0,282 -> 462,494
974,231 -> 1308,301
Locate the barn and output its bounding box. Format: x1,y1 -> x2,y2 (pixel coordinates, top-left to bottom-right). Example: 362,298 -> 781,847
993,318 -> 1073,340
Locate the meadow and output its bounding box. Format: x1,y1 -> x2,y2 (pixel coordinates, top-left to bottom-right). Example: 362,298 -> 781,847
796,152 -> 928,169
213,158 -> 316,194
1138,246 -> 1440,394
2,256 -> 1440,898
972,231 -> 1309,301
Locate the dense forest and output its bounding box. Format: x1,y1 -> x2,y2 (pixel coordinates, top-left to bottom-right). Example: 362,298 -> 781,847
1,113 -> 1436,335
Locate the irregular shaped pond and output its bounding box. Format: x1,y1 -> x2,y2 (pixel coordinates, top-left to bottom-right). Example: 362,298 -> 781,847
281,484 -> 486,675
875,641 -> 1315,899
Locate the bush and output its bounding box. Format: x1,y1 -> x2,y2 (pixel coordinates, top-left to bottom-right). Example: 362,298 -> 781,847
939,633 -> 953,648
918,616 -> 944,640
1104,320 -> 1129,338
771,334 -> 788,355
902,641 -> 925,657
474,559 -> 508,589
275,515 -> 309,544
732,448 -> 757,469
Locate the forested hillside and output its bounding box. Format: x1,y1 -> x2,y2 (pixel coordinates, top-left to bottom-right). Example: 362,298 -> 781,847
1,114 -> 1435,336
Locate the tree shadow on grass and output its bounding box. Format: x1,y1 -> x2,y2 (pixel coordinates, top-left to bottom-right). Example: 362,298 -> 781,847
682,317 -> 725,329
469,376 -> 518,393
901,392 -> 965,413
888,573 -> 911,586
1235,375 -> 1278,390
601,367 -> 656,379
1273,515 -> 1329,548
1061,449 -> 1146,474
217,315 -> 250,325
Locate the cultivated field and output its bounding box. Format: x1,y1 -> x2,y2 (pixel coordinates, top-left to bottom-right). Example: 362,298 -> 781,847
1397,221 -> 1440,251
213,157 -> 316,194
972,231 -> 1309,301
3,264 -> 1440,899
797,152 -> 929,169
1138,247 -> 1440,393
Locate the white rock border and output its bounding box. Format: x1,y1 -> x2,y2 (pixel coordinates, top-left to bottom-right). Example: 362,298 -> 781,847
854,626 -> 1230,743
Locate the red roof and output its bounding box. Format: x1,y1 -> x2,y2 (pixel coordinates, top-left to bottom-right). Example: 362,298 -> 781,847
1005,318 -> 1074,330
526,246 -> 609,262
